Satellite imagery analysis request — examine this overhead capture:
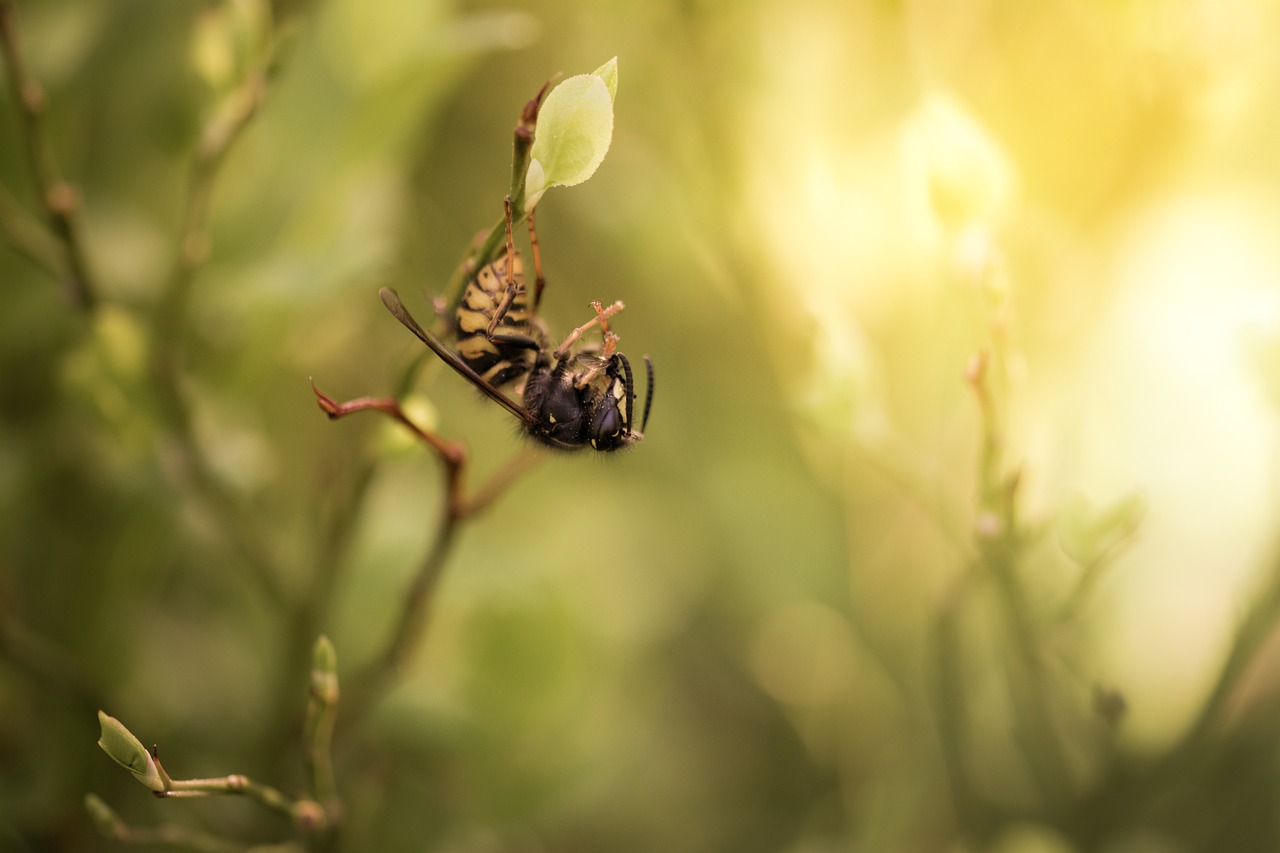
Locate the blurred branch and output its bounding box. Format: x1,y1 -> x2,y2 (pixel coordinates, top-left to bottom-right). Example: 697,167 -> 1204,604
311,384 -> 542,721
0,0 -> 99,310
1056,499 -> 1145,623
0,595 -> 102,712
963,350 -> 1073,810
147,20 -> 285,607
86,793 -> 248,853
304,636 -> 341,824
0,181 -> 62,273
1163,543 -> 1280,771
932,567 -> 1004,842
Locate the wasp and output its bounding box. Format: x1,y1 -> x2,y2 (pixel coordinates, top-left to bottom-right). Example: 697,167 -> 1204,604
380,199 -> 653,452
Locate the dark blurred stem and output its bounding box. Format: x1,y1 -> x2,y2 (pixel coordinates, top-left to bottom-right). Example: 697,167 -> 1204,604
101,820 -> 243,853
933,570 -> 992,840
148,62 -> 284,606
1164,544 -> 1280,769
0,182 -> 63,274
152,67 -> 266,388
965,351 -> 1072,810
0,597 -> 101,713
0,0 -> 98,310
311,385 -> 541,722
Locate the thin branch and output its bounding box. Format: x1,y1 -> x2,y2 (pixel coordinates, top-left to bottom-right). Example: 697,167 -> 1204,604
0,0 -> 98,309
88,797 -> 246,853
146,746 -> 326,831
311,384 -> 542,721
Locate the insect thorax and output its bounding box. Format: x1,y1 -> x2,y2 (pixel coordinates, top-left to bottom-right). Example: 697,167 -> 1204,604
521,354 -> 634,452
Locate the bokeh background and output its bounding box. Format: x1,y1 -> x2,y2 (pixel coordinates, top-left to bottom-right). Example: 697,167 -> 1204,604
5,0 -> 1280,850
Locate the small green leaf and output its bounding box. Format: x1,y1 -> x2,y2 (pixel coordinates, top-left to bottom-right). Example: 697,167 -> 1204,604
97,711 -> 165,792
525,58 -> 618,208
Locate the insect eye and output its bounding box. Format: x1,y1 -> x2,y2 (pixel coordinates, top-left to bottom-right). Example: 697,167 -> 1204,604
589,403 -> 626,451
595,407 -> 620,439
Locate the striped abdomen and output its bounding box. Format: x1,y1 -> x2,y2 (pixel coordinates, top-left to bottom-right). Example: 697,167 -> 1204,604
453,251 -> 542,388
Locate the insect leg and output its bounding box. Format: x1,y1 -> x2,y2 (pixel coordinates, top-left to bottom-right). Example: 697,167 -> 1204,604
600,330 -> 619,359
486,197 -> 523,339
552,300 -> 625,360
528,207 -> 547,311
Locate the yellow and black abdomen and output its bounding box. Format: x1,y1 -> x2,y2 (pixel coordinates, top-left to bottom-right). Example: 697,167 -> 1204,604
453,252 -> 543,388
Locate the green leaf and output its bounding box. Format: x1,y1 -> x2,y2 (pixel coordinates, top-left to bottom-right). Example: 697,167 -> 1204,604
525,57 -> 618,208
97,711 -> 165,792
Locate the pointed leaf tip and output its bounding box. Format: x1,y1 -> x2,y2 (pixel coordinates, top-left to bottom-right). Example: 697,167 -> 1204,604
592,56 -> 618,101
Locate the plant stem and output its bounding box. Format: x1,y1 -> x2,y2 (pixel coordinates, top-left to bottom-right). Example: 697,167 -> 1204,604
933,570 -> 989,839
305,645 -> 340,822
965,350 -> 1073,809
440,81 -> 549,312
112,822 -> 245,853
0,597 -> 101,712
311,386 -> 541,721
162,774 -> 296,815
0,181 -> 62,274
0,0 -> 98,309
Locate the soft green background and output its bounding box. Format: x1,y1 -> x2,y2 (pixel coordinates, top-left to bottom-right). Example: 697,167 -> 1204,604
5,0 -> 1280,850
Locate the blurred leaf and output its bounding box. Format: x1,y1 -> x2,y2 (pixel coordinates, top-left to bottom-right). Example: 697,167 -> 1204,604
907,90 -> 1015,231
192,0 -> 272,93
83,794 -> 125,839
1057,492 -> 1146,569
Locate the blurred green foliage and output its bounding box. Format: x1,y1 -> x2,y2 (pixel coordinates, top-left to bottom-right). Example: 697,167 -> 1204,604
5,0 -> 1280,851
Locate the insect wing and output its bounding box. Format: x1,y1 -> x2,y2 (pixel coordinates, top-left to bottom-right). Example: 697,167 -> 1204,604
379,287 -> 537,426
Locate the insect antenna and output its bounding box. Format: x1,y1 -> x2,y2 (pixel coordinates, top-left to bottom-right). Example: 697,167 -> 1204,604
615,352 -> 635,437
640,356 -> 655,435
